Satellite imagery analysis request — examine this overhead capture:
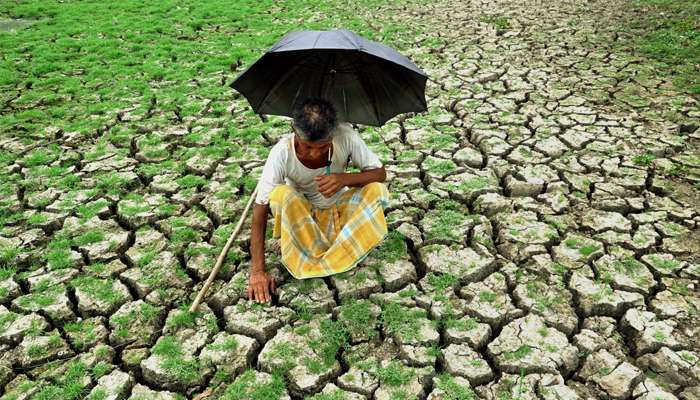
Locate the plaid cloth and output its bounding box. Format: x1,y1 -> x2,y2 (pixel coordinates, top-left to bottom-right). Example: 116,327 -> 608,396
268,182 -> 389,279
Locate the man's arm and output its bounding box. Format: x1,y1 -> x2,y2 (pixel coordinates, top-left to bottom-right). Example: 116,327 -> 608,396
250,203 -> 268,271
315,167 -> 386,198
248,202 -> 275,303
342,167 -> 386,187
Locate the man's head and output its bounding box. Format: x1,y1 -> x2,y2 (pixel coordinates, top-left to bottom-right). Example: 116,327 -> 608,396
291,97 -> 337,142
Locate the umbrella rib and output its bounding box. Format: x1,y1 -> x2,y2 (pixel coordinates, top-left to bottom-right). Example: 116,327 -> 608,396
352,51 -> 382,125
391,64 -> 428,111
319,51 -> 333,98
338,29 -> 358,49
255,53 -> 308,111
269,33 -> 305,52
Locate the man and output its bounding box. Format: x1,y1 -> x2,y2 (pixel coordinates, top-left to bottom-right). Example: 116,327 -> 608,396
248,97 -> 389,303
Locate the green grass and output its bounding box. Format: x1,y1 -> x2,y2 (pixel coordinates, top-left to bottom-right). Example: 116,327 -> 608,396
648,254 -> 681,270
433,373 -> 475,399
374,361 -> 415,386
109,301 -> 162,339
63,319 -> 98,351
307,389 -> 349,400
207,335 -> 240,352
221,369 -> 286,400
426,272 -> 459,291
0,265 -> 15,280
91,361 -> 112,379
16,278 -> 63,309
165,302 -> 203,330
423,201 -> 470,243
380,302 -> 426,341
0,245 -> 20,269
315,319 -> 350,368
0,0 -> 412,138
478,290 -> 497,303
623,0 -> 700,93
458,177 -> 493,192
504,345 -> 533,360
373,230 -> 408,262
442,316 -> 478,332
424,157 -> 457,176
152,335 -> 203,383
70,276 -> 125,305
578,244 -> 600,257
73,230 -> 105,246
633,152 -> 657,166
31,360 -> 92,400
338,298 -> 379,340
0,311 -> 19,331
482,15 -> 510,30
525,282 -> 562,312
267,340 -> 302,371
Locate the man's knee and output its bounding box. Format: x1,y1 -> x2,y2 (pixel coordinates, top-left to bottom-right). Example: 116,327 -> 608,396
269,184 -> 297,204
362,182 -> 389,204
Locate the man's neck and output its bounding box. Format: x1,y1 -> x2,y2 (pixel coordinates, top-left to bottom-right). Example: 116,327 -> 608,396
293,136 -> 330,169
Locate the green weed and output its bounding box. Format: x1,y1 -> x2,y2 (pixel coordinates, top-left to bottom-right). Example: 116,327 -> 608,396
624,0 -> 700,93
482,15 -> 510,30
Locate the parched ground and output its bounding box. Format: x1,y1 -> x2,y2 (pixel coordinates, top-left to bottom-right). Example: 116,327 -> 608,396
1,0 -> 700,399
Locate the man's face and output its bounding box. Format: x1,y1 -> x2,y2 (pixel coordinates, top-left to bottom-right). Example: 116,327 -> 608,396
292,123 -> 332,160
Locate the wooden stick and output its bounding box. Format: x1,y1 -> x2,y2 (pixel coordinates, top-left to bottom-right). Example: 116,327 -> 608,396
189,187 -> 258,313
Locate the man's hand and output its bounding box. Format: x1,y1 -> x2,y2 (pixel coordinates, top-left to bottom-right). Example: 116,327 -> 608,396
315,173 -> 346,198
248,269 -> 276,303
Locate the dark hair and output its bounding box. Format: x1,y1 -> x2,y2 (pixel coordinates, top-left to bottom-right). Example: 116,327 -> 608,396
292,97 -> 337,141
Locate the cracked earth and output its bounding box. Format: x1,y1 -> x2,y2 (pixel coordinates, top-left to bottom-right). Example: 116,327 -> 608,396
1,0 -> 700,399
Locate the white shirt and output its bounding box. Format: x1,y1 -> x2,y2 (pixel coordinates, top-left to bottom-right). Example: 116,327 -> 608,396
254,122 -> 383,209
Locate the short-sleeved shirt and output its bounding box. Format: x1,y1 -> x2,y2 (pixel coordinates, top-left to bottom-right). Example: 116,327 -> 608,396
254,122 -> 383,209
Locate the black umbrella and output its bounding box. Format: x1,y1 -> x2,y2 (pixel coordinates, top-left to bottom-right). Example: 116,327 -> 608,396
230,28 -> 428,126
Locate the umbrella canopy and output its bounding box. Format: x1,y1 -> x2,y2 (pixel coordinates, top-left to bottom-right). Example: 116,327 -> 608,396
230,28 -> 428,126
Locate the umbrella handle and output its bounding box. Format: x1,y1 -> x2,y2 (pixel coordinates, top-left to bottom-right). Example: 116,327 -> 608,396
189,187 -> 259,313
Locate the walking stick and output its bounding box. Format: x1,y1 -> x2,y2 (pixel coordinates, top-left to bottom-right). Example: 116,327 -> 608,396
189,187 -> 258,313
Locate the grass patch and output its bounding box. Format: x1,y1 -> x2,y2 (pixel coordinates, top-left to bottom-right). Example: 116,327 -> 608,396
63,319 -> 98,351
373,230 -> 408,262
152,335 -> 203,383
433,372 -> 475,399
424,157 -> 457,176
578,244 -> 600,257
623,0 -> 700,93
478,290 -> 497,303
207,335 -> 240,352
426,272 -> 459,291
165,302 -> 205,330
0,0 -> 413,137
16,278 -> 63,309
73,230 -> 105,246
70,276 -> 125,305
31,360 -> 92,400
423,201 -> 470,243
380,302 -> 426,341
338,298 -> 379,340
307,389 -> 349,400
314,319 -> 350,368
221,369 -> 286,400
482,15 -> 510,30
374,361 -> 415,386
504,345 -> 533,360
633,152 -> 657,166
442,316 -> 478,332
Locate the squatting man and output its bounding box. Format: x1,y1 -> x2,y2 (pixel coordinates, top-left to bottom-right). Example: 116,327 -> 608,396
247,97 -> 390,303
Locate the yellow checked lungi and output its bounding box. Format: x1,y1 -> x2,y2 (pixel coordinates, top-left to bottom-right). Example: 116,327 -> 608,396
268,182 -> 389,279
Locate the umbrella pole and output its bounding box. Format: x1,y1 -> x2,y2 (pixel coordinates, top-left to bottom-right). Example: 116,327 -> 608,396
189,187 -> 258,313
